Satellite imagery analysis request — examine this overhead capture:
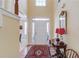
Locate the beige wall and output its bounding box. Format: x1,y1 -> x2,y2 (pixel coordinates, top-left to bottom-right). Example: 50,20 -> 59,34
0,15 -> 19,57
54,0 -> 79,54
27,0 -> 55,44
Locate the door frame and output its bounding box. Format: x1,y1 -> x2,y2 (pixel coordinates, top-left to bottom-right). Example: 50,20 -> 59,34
32,18 -> 50,44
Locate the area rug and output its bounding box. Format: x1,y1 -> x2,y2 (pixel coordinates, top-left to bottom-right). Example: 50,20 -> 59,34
25,45 -> 50,58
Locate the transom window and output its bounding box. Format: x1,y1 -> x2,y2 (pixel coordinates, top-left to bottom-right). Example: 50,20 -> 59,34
35,0 -> 46,6
32,18 -> 49,21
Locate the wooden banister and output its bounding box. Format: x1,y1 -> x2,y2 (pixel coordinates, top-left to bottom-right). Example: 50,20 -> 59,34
66,49 -> 79,58
15,0 -> 19,15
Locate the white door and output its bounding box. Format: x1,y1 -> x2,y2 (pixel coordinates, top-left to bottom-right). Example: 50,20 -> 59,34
32,20 -> 49,45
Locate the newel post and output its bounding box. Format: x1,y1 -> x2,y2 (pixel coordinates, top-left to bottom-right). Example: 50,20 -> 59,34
15,0 -> 19,15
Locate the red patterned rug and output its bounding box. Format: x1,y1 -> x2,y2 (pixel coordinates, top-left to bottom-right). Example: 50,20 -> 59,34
25,45 -> 50,58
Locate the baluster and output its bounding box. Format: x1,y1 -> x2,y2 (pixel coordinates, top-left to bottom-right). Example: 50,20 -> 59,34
15,0 -> 19,15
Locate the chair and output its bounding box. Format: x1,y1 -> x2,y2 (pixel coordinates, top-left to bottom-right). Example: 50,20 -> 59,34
51,41 -> 67,58
66,49 -> 79,58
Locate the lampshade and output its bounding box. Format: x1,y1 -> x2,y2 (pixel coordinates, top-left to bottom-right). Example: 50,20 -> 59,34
56,28 -> 65,35
56,28 -> 59,33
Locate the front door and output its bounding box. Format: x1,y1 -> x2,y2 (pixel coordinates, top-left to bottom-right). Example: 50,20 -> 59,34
32,20 -> 49,45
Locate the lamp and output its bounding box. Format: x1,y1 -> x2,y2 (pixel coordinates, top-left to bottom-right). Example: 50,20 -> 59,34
56,28 -> 65,40
58,28 -> 65,35
56,28 -> 59,37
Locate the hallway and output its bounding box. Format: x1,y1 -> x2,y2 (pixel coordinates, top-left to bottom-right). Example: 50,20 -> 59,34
0,0 -> 79,58
19,0 -> 79,58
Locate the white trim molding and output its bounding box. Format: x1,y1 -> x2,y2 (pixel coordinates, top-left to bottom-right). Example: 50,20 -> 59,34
0,11 -> 3,27
0,8 -> 20,27
0,8 -> 20,21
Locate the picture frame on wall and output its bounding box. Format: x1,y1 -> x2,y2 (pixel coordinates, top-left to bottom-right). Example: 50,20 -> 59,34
59,11 -> 67,34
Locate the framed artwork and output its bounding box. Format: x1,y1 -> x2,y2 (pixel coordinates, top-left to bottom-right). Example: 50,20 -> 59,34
59,11 -> 67,34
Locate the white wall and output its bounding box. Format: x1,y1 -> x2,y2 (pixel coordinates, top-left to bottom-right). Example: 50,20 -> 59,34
19,0 -> 27,15
0,0 -> 3,7
4,0 -> 15,13
1,0 -> 27,15
54,0 -> 79,54
0,0 -> 5,8
65,0 -> 79,54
